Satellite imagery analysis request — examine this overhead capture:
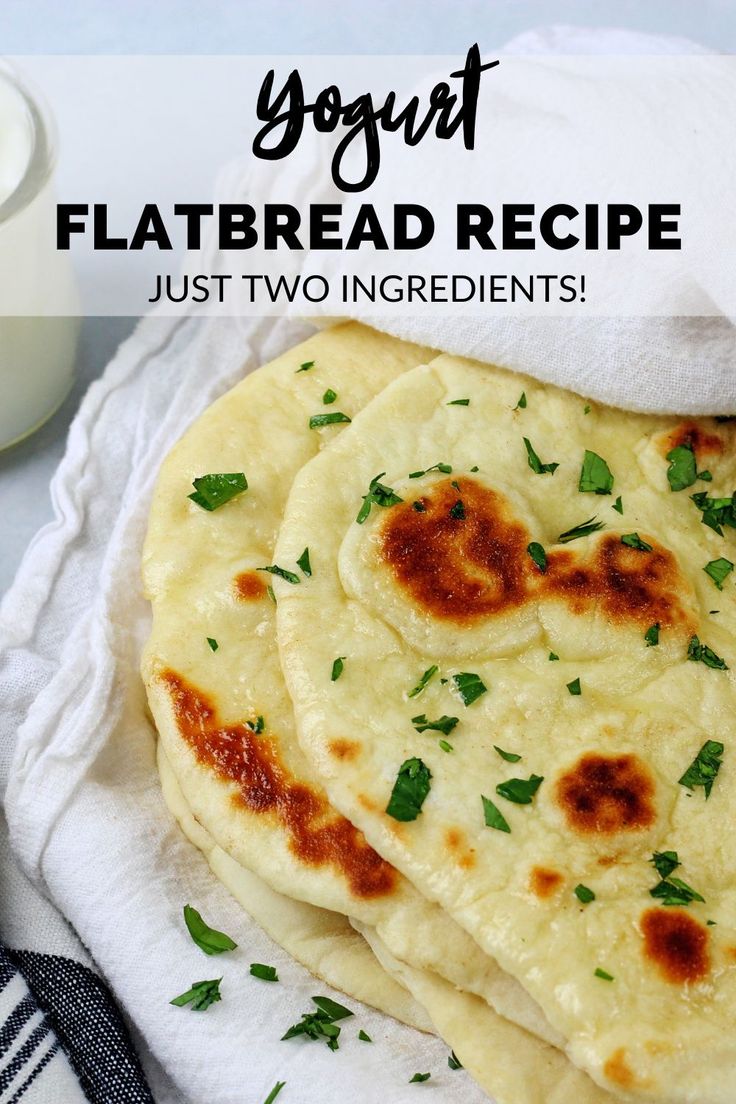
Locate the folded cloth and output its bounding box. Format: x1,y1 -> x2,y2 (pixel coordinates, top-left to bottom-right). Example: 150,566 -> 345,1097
1,22 -> 731,1104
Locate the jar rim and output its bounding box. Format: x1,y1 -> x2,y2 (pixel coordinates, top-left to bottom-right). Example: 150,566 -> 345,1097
0,60 -> 57,227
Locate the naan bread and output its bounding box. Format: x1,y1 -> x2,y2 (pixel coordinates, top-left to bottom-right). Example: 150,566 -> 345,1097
275,354 -> 736,1102
158,742 -> 432,1031
141,324 -> 558,1060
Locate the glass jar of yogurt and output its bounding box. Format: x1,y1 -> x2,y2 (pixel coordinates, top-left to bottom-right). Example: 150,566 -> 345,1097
0,61 -> 79,450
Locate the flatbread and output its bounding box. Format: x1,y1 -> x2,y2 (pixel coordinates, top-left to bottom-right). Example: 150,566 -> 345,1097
275,353 -> 736,1102
141,323 -> 558,1053
158,742 -> 432,1031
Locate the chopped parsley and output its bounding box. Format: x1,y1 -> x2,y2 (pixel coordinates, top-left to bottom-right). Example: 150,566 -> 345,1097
322,388 -> 337,404
296,547 -> 312,576
548,652 -> 559,661
523,437 -> 559,476
282,996 -> 353,1050
188,472 -> 248,512
262,1084 -> 286,1104
309,412 -> 351,429
515,392 -> 527,410
494,745 -> 521,763
409,1073 -> 431,1084
408,665 -> 438,698
666,444 -> 697,491
558,516 -> 604,543
170,978 -> 222,1011
438,739 -> 453,753
296,360 -> 314,372
650,876 -> 705,907
206,637 -> 219,652
687,635 -> 728,670
409,462 -> 452,478
482,795 -> 511,832
527,541 -> 547,573
594,968 -> 614,982
584,404 -> 591,415
246,716 -> 265,734
356,473 -> 403,524
386,758 -> 432,821
566,677 -> 581,696
358,1030 -> 372,1042
412,714 -> 458,735
612,495 -> 623,514
704,557 -> 734,590
579,450 -> 614,495
690,491 -> 736,536
453,671 -> 487,706
650,851 -> 680,880
257,564 -> 300,585
183,905 -> 237,955
621,533 -> 652,552
644,623 -> 660,647
250,963 -> 278,982
678,740 -> 724,798
495,774 -> 543,805
448,1051 -> 463,1070
412,501 -> 426,512
331,656 -> 346,682
447,398 -> 470,406
574,884 -> 595,904
449,499 -> 465,519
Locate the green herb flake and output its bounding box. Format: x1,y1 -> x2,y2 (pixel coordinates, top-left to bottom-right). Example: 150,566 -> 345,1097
257,564 -> 300,585
262,1083 -> 286,1104
515,392 -> 527,410
281,996 -> 353,1051
309,412 -> 351,429
690,490 -> 736,536
409,1073 -> 431,1084
650,876 -> 705,907
644,623 -> 660,647
527,541 -> 547,573
558,517 -> 605,544
594,968 -> 614,982
358,1030 -> 372,1043
494,745 -> 522,763
566,677 -> 582,696
523,437 -> 559,476
453,671 -> 487,707
612,495 -> 624,514
704,557 -> 734,590
470,465 -> 479,472
412,500 -> 426,512
183,905 -> 237,956
267,585 -> 276,605
246,715 -> 265,734
206,637 -> 219,652
438,739 -> 453,753
548,652 -> 559,661
707,919 -> 717,926
296,547 -> 312,577
296,360 -> 314,373
412,714 -> 459,736
408,665 -> 438,698
574,884 -> 595,904
678,740 -> 724,799
356,472 -> 403,524
188,472 -> 247,512
584,404 -> 591,415
666,444 -> 697,492
621,532 -> 653,552
650,851 -> 680,880
579,450 -> 614,495
447,398 -> 470,406
699,470 -> 713,482
331,656 -> 346,682
409,462 -> 452,479
687,635 -> 728,670
449,499 -> 465,520
386,758 -> 432,822
495,774 -> 544,805
322,388 -> 337,404
170,978 -> 222,1011
250,963 -> 279,982
448,1051 -> 463,1070
482,795 -> 511,833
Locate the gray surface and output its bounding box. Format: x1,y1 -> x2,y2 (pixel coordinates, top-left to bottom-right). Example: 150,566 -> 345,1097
0,317 -> 137,596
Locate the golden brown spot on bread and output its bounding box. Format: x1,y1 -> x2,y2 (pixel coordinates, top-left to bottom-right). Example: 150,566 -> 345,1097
597,855 -> 618,867
458,850 -> 476,870
234,571 -> 267,600
530,866 -> 563,898
328,738 -> 361,761
161,670 -> 396,899
556,753 -> 656,835
661,419 -> 725,459
603,1049 -> 637,1090
725,946 -> 736,963
445,827 -> 463,849
379,477 -> 693,632
641,908 -> 709,984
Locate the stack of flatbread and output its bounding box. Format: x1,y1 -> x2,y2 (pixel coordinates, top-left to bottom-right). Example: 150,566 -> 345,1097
142,322 -> 736,1103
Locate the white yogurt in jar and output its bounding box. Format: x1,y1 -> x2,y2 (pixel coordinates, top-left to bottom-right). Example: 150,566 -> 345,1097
0,63 -> 79,450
